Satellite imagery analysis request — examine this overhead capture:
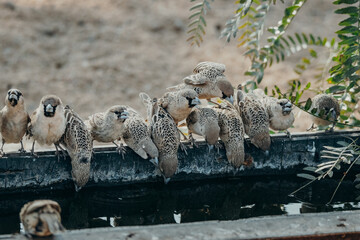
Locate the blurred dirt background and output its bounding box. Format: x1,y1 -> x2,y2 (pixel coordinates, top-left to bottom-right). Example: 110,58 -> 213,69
0,0 -> 343,151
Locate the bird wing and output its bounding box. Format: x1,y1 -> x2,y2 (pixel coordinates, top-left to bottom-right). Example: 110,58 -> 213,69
193,62 -> 226,74
183,73 -> 208,85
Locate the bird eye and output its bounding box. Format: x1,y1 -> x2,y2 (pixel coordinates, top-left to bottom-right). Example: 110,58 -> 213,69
114,111 -> 119,114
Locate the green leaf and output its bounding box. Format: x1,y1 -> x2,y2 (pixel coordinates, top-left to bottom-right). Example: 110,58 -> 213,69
304,82 -> 311,90
339,16 -> 358,26
336,26 -> 359,35
297,173 -> 316,180
334,0 -> 359,4
326,85 -> 346,93
304,98 -> 312,110
190,2 -> 204,11
334,6 -> 359,14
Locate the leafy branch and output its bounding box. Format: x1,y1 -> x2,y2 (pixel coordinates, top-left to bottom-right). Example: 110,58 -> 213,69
187,0 -> 213,47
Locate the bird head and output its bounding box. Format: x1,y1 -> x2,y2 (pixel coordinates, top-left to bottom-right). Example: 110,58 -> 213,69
6,88 -> 24,107
41,95 -> 63,118
278,99 -> 293,116
109,105 -> 129,122
182,89 -> 201,108
217,80 -> 234,104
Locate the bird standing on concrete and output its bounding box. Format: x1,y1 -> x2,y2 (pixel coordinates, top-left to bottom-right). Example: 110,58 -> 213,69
168,61 -> 234,103
213,100 -> 245,168
252,89 -> 294,133
186,107 -> 220,149
0,89 -> 29,156
234,88 -> 271,151
308,94 -> 340,131
28,95 -> 66,157
85,105 -> 129,154
140,92 -> 180,184
20,199 -> 65,237
60,105 -> 92,191
121,106 -> 159,165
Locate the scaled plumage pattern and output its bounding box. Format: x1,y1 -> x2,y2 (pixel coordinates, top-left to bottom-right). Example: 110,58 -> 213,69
186,107 -> 220,146
60,105 -> 92,191
85,105 -> 129,144
0,89 -> 29,155
168,61 -> 234,102
213,100 -> 245,168
140,92 -> 180,184
121,106 -> 159,165
20,200 -> 65,237
234,89 -> 271,151
310,94 -> 340,129
252,89 -> 294,131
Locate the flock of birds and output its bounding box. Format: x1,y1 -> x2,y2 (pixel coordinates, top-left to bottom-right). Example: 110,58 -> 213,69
0,61 -> 341,237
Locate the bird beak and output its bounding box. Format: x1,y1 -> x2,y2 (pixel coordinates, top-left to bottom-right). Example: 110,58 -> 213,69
8,94 -> 18,106
45,104 -> 54,113
191,97 -> 201,106
119,111 -> 129,120
225,95 -> 234,104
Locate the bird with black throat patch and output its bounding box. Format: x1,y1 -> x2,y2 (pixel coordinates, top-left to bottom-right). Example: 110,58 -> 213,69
85,105 -> 129,155
20,199 -> 65,237
27,95 -> 66,158
0,88 -> 29,156
252,88 -> 294,135
167,61 -> 234,104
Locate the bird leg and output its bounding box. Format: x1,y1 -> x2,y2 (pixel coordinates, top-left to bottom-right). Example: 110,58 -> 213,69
177,128 -> 188,141
179,142 -> 188,155
18,139 -> 26,153
207,144 -> 214,153
214,141 -> 223,154
188,133 -> 199,148
54,143 -> 67,161
306,123 -> 316,131
0,140 -> 4,157
30,141 -> 39,158
285,130 -> 292,140
113,141 -> 126,159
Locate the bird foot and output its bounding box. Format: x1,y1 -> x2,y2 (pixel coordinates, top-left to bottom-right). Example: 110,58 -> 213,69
286,130 -> 292,140
214,141 -> 223,154
243,153 -> 254,167
55,144 -> 67,162
207,144 -> 214,153
30,150 -> 39,158
116,143 -> 127,159
149,157 -> 159,166
163,176 -> 171,184
18,147 -> 26,153
0,150 -> 4,158
179,142 -> 188,155
188,135 -> 199,148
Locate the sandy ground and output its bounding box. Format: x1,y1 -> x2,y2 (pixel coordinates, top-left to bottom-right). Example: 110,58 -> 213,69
0,0 -> 345,152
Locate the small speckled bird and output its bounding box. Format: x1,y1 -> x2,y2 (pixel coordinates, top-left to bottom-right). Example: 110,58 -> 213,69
186,107 -> 220,149
168,61 -> 234,103
0,89 -> 29,156
252,89 -> 294,132
20,199 -> 65,237
234,89 -> 271,151
213,100 -> 245,168
308,94 -> 340,130
85,105 -> 129,153
140,92 -> 180,184
121,106 -> 159,165
159,89 -> 200,124
60,105 -> 92,191
28,95 -> 66,156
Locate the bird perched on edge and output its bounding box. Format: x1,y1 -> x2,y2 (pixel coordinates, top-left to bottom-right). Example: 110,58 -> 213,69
121,106 -> 159,165
0,89 -> 29,156
252,88 -> 294,133
213,100 -> 245,168
20,199 -> 65,237
85,105 -> 129,155
140,92 -> 180,184
167,61 -> 234,104
27,95 -> 66,158
60,105 -> 92,191
234,88 -> 271,151
186,107 -> 220,149
159,89 -> 201,125
308,93 -> 340,131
